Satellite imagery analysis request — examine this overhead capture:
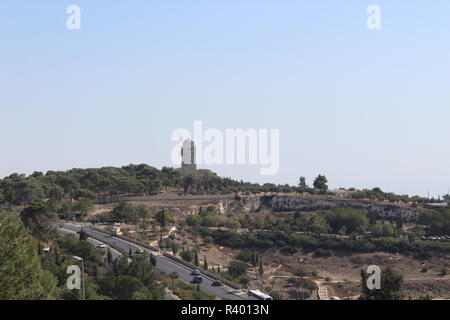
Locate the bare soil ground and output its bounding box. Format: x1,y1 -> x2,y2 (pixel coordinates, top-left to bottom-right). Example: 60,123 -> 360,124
176,231 -> 450,300
129,199 -> 224,220
261,250 -> 450,299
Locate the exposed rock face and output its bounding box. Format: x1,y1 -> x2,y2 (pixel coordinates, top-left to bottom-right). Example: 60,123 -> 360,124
238,195 -> 422,222
239,195 -> 261,213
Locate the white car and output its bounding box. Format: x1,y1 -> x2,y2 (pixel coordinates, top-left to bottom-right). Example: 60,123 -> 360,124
228,290 -> 243,295
96,243 -> 106,249
191,269 -> 201,276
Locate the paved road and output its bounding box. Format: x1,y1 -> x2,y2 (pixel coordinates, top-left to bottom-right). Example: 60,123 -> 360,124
56,222 -> 256,301
58,228 -> 122,260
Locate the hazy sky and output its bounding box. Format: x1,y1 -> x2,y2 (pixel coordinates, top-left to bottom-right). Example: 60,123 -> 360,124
1,1 -> 449,197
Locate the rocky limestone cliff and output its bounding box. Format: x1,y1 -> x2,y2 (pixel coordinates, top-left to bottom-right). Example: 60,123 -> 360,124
237,194 -> 422,222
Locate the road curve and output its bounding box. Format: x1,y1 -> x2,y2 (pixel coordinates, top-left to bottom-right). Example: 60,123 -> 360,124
56,222 -> 256,301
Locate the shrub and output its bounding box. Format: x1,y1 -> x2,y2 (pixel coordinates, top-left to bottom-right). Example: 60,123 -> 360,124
294,269 -> 308,277
280,246 -> 298,255
180,250 -> 194,262
236,250 -> 252,263
314,248 -> 333,258
228,260 -> 247,278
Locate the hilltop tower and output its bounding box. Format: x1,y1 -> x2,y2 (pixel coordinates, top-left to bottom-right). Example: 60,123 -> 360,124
181,139 -> 196,175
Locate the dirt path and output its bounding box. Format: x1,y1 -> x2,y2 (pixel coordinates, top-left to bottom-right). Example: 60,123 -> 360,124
150,226 -> 177,247
267,264 -> 283,275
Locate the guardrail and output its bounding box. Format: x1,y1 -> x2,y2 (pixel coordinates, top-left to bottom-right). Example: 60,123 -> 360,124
160,252 -> 240,290
88,226 -> 240,290
90,226 -> 160,251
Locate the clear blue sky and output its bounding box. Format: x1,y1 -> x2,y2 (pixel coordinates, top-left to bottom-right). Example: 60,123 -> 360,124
1,1 -> 449,197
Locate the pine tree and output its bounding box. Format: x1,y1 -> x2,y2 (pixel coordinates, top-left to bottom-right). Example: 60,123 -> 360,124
93,264 -> 99,280
203,257 -> 208,270
79,228 -> 88,241
107,248 -> 113,266
259,259 -> 264,277
298,177 -> 308,193
396,216 -> 403,230
0,210 -> 50,299
360,267 -> 404,300
171,240 -> 179,255
37,240 -> 43,255
194,252 -> 199,266
251,251 -> 257,267
150,254 -> 157,267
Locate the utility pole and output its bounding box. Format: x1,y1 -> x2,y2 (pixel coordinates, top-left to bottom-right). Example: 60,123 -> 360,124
73,256 -> 85,300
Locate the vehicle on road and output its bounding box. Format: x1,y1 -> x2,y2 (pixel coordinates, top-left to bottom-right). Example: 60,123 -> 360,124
191,269 -> 201,276
192,276 -> 203,284
228,289 -> 243,295
96,243 -> 106,249
212,280 -> 223,286
249,289 -> 273,300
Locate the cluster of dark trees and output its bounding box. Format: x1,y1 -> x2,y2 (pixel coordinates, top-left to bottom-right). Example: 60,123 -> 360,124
0,207 -> 166,300
184,206 -> 241,230
0,165 -> 183,205
350,187 -> 413,203
43,233 -> 166,300
198,226 -> 450,258
235,250 -> 264,276
347,187 -> 449,204
297,175 -> 329,193
286,276 -> 318,299
360,267 -> 405,300
228,260 -> 248,278
0,210 -> 52,299
95,254 -> 165,300
91,202 -> 153,225
1,164 -> 444,209
212,208 -> 380,237
419,209 -> 450,235
0,165 -> 307,206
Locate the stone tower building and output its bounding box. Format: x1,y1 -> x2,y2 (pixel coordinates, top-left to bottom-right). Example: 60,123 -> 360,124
181,139 -> 196,175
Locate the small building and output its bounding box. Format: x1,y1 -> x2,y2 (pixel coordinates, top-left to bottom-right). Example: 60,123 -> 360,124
424,203 -> 448,209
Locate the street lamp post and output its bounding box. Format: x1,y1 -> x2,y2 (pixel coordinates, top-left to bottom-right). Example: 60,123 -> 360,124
73,256 -> 85,300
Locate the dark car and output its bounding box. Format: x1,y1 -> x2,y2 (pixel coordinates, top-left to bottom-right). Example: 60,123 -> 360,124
192,276 -> 203,284
212,280 -> 223,287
